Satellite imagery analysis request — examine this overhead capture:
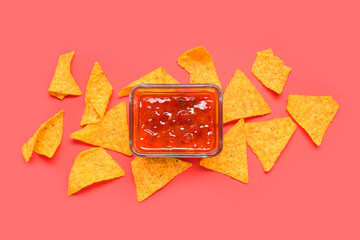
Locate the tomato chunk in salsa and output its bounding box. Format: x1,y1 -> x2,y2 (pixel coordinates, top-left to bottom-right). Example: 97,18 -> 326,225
135,93 -> 216,152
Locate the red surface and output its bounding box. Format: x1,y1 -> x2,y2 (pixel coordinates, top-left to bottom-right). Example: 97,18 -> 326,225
136,93 -> 216,152
1,0 -> 359,239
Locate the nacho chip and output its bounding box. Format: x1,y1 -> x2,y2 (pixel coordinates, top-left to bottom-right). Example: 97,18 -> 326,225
48,51 -> 82,99
178,46 -> 222,89
223,70 -> 271,123
71,102 -> 132,156
68,147 -> 125,195
22,110 -> 63,161
131,157 -> 192,202
80,62 -> 113,126
286,95 -> 339,146
118,67 -> 179,97
200,119 -> 248,183
245,117 -> 296,172
251,49 -> 291,94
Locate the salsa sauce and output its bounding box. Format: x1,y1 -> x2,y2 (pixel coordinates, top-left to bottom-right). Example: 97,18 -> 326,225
135,93 -> 216,153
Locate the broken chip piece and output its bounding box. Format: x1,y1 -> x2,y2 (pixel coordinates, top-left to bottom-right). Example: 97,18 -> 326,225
71,102 -> 132,156
48,51 -> 82,99
68,147 -> 125,195
223,70 -> 271,123
251,49 -> 291,94
22,110 -> 64,161
245,117 -> 297,172
200,119 -> 248,183
118,67 -> 179,97
80,62 -> 113,126
286,95 -> 339,146
131,157 -> 192,202
178,46 -> 222,89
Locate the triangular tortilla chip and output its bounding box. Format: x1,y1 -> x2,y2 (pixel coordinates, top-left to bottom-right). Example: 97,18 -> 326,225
131,157 -> 192,202
68,147 -> 125,195
223,70 -> 271,123
178,46 -> 222,89
80,62 -> 113,126
71,102 -> 132,156
118,67 -> 179,97
48,51 -> 82,99
200,119 -> 248,183
286,95 -> 339,146
251,49 -> 291,94
22,110 -> 64,161
245,117 -> 296,172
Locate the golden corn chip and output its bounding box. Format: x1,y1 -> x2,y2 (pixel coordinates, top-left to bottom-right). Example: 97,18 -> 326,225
223,70 -> 271,123
286,95 -> 339,146
48,51 -> 82,99
80,62 -> 113,126
71,102 -> 132,156
245,117 -> 296,172
131,157 -> 192,202
200,119 -> 248,183
22,110 -> 64,161
251,49 -> 291,94
178,46 -> 222,89
118,67 -> 179,97
68,147 -> 125,195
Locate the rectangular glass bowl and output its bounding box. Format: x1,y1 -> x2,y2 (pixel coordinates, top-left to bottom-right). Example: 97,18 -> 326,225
129,84 -> 223,158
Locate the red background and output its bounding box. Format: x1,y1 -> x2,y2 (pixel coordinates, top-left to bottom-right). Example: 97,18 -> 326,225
1,0 -> 359,239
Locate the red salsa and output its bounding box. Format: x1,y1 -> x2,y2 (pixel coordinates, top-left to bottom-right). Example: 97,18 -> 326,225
135,93 -> 216,152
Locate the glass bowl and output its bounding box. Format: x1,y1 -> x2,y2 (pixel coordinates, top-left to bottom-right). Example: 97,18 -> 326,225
129,84 -> 223,158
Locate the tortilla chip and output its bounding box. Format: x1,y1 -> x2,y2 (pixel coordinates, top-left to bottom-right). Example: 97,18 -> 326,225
48,51 -> 82,99
251,49 -> 291,94
245,117 -> 297,172
178,46 -> 222,89
118,67 -> 179,97
71,102 -> 132,156
200,119 -> 248,183
223,70 -> 271,123
131,157 -> 192,202
68,147 -> 125,195
22,110 -> 64,161
80,62 -> 113,126
286,95 -> 339,146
